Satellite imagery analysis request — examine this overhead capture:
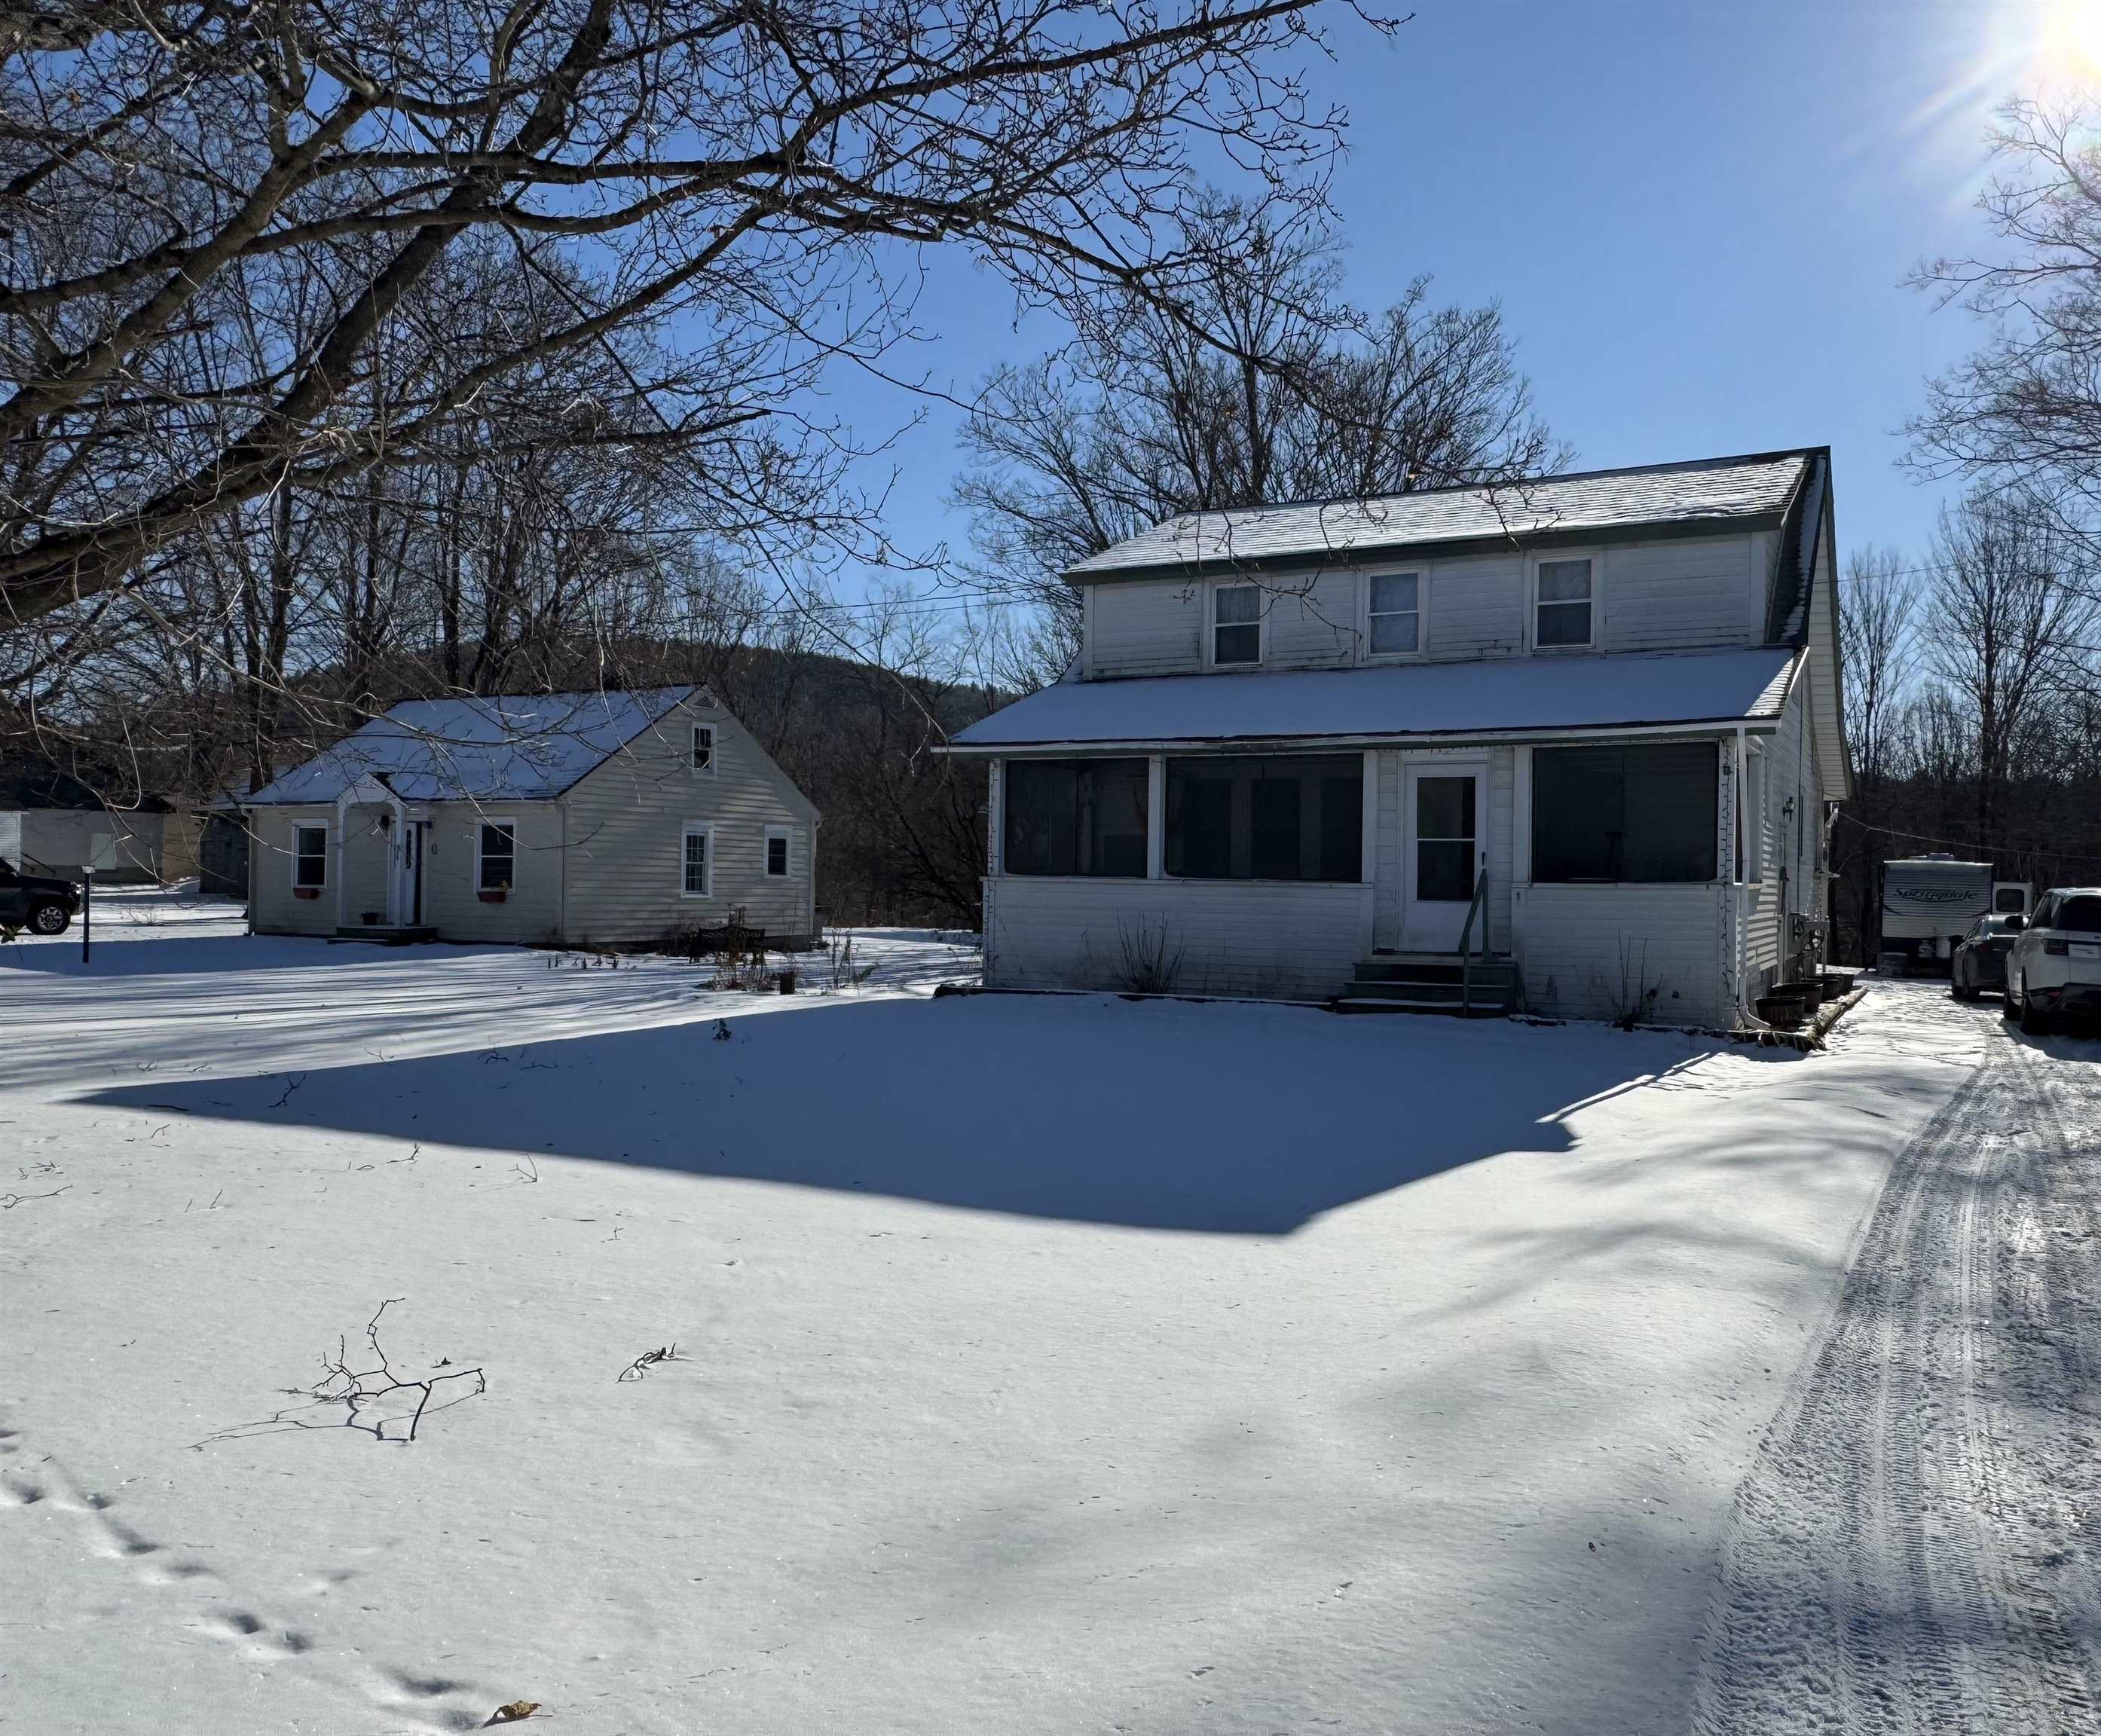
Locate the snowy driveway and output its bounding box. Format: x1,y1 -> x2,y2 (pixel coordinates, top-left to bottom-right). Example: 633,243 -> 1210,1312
0,913 -> 2066,1735
1693,986 -> 2101,1734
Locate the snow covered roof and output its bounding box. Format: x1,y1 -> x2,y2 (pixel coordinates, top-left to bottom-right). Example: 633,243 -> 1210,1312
1067,451 -> 1817,579
246,688 -> 696,805
949,649 -> 1799,751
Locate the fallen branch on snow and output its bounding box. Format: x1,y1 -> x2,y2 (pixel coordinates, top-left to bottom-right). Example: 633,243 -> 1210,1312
616,1344 -> 681,1383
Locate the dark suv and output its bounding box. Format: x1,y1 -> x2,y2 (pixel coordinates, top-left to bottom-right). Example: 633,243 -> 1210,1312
0,855 -> 81,935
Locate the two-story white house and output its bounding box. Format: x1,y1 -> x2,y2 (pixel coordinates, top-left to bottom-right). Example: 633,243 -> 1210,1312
945,448 -> 1851,1027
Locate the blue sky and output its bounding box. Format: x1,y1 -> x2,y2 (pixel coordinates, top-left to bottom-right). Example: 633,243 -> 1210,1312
812,0 -> 2067,599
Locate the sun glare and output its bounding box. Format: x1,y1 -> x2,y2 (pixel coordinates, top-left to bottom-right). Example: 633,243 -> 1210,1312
2036,0 -> 2101,83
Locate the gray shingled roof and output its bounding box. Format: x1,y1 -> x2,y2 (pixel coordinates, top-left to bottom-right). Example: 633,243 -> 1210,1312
1066,451 -> 1815,579
246,688 -> 695,805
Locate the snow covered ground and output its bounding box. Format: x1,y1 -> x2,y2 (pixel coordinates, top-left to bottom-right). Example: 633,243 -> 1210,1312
0,905 -> 2045,1734
1692,982 -> 2101,1734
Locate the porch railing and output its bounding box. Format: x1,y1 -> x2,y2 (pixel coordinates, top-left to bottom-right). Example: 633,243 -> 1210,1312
1457,863 -> 1489,1016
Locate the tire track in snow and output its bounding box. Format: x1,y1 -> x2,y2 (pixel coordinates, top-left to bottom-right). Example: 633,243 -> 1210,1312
1690,1017 -> 2101,1735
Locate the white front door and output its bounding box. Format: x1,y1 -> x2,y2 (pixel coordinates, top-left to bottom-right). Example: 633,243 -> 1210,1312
1402,761 -> 1486,952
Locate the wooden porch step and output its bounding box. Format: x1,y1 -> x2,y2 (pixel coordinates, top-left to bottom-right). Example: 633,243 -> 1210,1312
1355,956 -> 1515,987
1339,949 -> 1519,1017
1335,994 -> 1510,1017
331,925 -> 439,946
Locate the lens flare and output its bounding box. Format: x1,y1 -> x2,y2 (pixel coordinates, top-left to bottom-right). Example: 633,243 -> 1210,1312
2038,0 -> 2101,81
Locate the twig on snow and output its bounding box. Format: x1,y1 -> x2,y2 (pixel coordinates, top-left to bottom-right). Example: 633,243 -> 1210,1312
616,1344 -> 681,1383
267,1073 -> 307,1110
312,1299 -> 486,1443
2,1184 -> 70,1208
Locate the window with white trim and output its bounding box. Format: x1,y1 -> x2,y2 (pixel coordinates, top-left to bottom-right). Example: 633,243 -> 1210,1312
1211,583 -> 1262,666
681,823 -> 713,897
1366,570 -> 1421,655
1535,557 -> 1593,648
764,826 -> 791,878
476,820 -> 516,891
691,723 -> 716,774
293,824 -> 328,888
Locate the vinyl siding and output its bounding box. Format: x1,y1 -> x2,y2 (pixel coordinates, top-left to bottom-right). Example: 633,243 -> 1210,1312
1598,535 -> 1757,652
983,875 -> 1372,1000
1265,570 -> 1357,667
1083,531 -> 1774,678
1510,883 -> 1728,1027
560,695 -> 818,946
1740,661 -> 1820,992
336,805 -> 393,925
419,802 -> 566,943
1087,577 -> 1202,677
1373,752 -> 1401,949
1424,554 -> 1523,659
248,805 -> 337,937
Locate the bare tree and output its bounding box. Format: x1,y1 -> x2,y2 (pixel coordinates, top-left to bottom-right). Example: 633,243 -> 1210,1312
1,0 -> 1380,637
1919,491 -> 2097,856
1840,546 -> 1919,793
1908,95 -> 2101,612
955,194 -> 1567,676
1832,545 -> 1918,954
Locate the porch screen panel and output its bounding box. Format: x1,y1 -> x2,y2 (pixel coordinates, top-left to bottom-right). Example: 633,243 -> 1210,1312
1532,743 -> 1717,883
1165,756 -> 1362,882
1002,759 -> 1148,876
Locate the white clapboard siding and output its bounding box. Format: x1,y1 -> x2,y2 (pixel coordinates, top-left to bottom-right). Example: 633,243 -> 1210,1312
1085,533 -> 1779,678
1600,534 -> 1757,653
558,695 -> 817,947
1265,570 -> 1358,668
1373,750 -> 1402,949
336,808 -> 393,925
417,802 -> 567,943
1424,554 -> 1524,659
1087,578 -> 1203,677
249,805 -> 335,936
983,876 -> 1372,1001
1738,659 -> 1824,992
1511,882 -> 1727,1027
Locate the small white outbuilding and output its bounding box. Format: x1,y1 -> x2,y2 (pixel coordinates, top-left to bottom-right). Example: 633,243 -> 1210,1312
243,686 -> 818,949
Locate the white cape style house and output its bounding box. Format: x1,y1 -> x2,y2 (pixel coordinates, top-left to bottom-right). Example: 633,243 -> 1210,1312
946,449 -> 1852,1027
244,686 -> 818,949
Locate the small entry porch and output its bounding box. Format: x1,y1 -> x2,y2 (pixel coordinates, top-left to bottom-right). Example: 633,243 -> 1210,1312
332,774 -> 432,936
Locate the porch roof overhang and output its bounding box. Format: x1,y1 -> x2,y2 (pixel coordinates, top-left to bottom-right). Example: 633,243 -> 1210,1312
943,647 -> 1799,757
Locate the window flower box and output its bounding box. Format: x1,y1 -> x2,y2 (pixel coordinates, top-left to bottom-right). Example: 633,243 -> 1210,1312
479,888 -> 508,903
293,886 -> 321,900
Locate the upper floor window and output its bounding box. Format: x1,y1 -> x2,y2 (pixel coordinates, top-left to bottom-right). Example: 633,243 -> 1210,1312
764,826 -> 790,878
1367,571 -> 1421,655
692,723 -> 716,774
1535,558 -> 1593,648
1211,583 -> 1262,666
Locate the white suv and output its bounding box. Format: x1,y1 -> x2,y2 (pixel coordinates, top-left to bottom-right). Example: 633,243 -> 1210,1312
2004,887 -> 2101,1035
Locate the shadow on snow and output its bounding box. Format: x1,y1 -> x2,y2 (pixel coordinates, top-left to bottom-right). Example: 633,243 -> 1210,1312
86,992 -> 1775,1234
